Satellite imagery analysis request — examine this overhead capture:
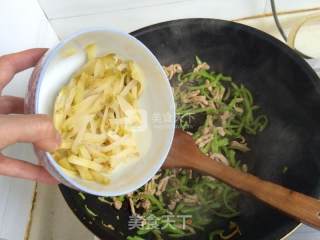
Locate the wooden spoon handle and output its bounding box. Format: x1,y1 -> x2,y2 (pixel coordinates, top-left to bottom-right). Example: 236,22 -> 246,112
165,129 -> 320,229
191,155 -> 320,229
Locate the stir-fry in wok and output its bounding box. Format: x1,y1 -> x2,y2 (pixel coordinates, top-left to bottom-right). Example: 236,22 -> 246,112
82,57 -> 268,240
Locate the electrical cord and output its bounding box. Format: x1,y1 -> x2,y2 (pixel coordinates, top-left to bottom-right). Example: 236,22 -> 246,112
270,0 -> 312,59
270,0 -> 288,42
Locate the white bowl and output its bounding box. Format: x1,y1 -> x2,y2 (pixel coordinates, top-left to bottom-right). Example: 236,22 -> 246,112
26,28 -> 175,196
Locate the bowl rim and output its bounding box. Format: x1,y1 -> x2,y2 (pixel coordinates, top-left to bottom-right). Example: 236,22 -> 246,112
34,27 -> 176,196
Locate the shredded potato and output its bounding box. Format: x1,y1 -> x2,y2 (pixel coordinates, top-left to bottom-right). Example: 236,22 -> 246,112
53,45 -> 144,185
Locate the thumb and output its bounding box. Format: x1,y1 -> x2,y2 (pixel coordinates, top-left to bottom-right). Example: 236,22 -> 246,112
0,114 -> 61,151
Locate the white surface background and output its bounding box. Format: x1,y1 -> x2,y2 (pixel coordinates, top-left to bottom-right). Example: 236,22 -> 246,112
0,1 -> 57,239
0,0 -> 320,239
39,0 -> 320,38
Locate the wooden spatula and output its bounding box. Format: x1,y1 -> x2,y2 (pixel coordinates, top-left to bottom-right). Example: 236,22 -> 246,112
164,129 -> 320,229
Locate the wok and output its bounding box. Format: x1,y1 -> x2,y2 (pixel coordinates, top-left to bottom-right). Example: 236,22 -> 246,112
59,19 -> 320,240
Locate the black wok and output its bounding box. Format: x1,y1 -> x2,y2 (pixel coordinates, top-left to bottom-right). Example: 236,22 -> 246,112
59,19 -> 320,240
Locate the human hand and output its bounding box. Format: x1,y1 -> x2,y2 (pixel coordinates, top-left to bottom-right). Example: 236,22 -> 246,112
0,49 -> 60,184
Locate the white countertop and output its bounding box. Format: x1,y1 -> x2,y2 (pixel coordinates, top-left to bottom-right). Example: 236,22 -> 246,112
0,1 -> 57,240
0,1 -> 320,240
